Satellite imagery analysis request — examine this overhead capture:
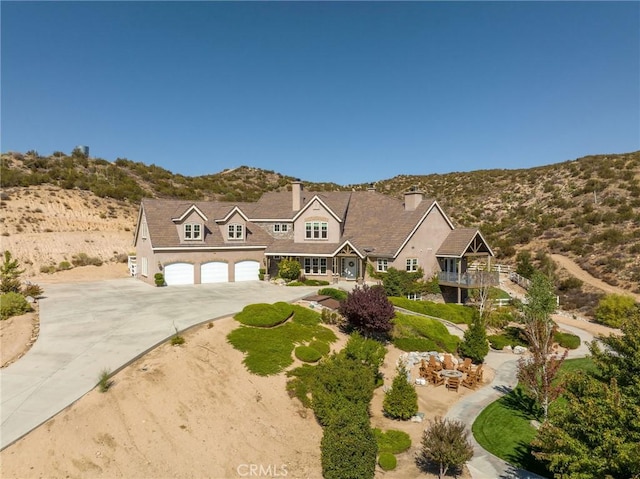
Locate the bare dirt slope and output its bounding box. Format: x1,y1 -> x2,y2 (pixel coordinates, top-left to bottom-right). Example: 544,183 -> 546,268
551,254 -> 640,302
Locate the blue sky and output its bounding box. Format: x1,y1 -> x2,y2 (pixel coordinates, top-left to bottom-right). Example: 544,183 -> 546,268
2,1 -> 639,185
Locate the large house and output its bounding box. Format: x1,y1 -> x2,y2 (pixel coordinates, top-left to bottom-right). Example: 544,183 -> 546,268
133,181 -> 495,303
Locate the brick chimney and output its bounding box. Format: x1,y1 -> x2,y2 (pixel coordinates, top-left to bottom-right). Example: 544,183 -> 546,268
292,181 -> 303,211
404,186 -> 423,211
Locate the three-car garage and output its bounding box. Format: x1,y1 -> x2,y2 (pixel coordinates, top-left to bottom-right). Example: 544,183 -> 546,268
163,260 -> 260,285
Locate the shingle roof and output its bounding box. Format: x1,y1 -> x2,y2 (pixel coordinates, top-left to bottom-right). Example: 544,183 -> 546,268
142,199 -> 273,248
436,228 -> 483,257
142,189 -> 448,256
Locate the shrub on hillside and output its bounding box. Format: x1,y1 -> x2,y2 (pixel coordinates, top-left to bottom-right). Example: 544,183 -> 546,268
57,261 -> 72,271
22,282 -> 43,299
1,292 -> 32,320
71,253 -> 103,267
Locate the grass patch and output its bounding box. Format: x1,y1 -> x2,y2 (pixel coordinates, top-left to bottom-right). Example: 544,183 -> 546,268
309,339 -> 331,356
389,297 -> 475,324
98,368 -> 112,393
392,312 -> 460,353
287,279 -> 331,286
228,305 -> 337,376
234,302 -> 293,327
378,452 -> 397,471
373,428 -> 412,454
473,358 -> 596,477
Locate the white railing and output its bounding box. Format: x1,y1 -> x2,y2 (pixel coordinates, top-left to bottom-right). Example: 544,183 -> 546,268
438,271 -> 500,287
468,263 -> 512,273
509,271 -> 531,290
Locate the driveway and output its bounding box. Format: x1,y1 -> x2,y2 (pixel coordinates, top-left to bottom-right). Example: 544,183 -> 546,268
0,278 -> 320,450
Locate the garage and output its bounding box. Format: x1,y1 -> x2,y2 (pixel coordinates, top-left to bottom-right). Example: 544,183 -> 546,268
234,260 -> 260,282
201,261 -> 229,283
164,263 -> 194,285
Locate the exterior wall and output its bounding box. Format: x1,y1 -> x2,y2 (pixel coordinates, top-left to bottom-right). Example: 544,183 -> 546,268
253,221 -> 295,240
392,207 -> 453,279
133,214 -> 154,284
154,248 -> 265,283
293,199 -> 341,243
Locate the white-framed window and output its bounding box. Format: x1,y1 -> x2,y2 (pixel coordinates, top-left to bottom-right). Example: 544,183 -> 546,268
305,221 -> 328,239
140,257 -> 148,277
184,223 -> 202,240
141,222 -> 148,239
228,223 -> 244,240
377,258 -> 388,272
406,258 -> 418,272
273,223 -> 289,233
304,258 -> 327,275
407,292 -> 422,300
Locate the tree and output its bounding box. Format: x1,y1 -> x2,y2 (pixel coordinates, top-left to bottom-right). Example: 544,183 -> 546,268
338,285 -> 395,337
381,267 -> 432,297
418,416 -> 473,479
383,363 -> 418,420
277,258 -> 301,282
0,250 -> 24,294
517,271 -> 565,420
594,293 -> 639,328
515,250 -> 535,279
458,310 -> 489,364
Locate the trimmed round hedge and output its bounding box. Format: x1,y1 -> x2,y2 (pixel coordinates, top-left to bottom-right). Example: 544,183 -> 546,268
378,452 -> 397,471
295,345 -> 322,363
374,428 -> 412,454
554,331 -> 581,349
234,302 -> 293,327
309,340 -> 331,356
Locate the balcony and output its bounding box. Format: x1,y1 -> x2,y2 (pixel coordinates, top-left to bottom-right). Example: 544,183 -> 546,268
438,271 -> 499,288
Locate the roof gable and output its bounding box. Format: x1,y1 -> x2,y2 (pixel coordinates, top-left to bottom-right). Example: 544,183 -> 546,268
171,204 -> 208,223
436,228 -> 494,257
292,195 -> 343,223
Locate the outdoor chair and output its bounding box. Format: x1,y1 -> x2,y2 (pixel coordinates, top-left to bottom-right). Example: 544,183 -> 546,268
461,374 -> 477,389
446,377 -> 460,392
430,371 -> 445,387
457,358 -> 472,373
428,355 -> 442,372
443,354 -> 454,370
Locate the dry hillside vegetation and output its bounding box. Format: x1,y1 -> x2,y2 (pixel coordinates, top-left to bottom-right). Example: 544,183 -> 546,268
1,150 -> 638,295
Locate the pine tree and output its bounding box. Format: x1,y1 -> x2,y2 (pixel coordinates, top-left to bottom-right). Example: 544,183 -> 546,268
383,363 -> 418,420
0,250 -> 24,294
458,310 -> 489,364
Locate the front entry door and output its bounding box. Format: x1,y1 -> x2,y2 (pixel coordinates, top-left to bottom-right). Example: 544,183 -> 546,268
343,257 -> 357,280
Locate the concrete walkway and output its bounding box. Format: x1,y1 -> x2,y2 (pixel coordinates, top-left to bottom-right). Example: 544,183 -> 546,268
0,278 -> 320,450
445,315 -> 595,478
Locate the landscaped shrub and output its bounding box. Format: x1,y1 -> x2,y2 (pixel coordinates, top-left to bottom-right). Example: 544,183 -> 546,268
393,337 -> 440,352
488,326 -> 528,350
0,292 -> 32,319
378,452 -> 397,471
154,273 -> 165,287
318,287 -> 348,302
234,302 -> 294,327
287,279 -> 330,286
320,308 -> 343,325
321,403 -> 377,479
278,258 -> 301,282
553,331 -> 581,349
342,332 -> 387,385
383,364 -> 418,420
295,345 -> 322,363
373,428 -> 412,454
309,340 -> 331,356
339,285 -> 395,337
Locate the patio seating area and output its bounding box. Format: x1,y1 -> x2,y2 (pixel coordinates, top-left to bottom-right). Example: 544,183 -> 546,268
409,352 -> 484,393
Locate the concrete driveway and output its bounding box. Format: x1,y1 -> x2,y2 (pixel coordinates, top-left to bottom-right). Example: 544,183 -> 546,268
0,278 -> 320,450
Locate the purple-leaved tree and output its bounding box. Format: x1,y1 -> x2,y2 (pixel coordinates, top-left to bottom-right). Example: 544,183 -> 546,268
338,285 -> 395,337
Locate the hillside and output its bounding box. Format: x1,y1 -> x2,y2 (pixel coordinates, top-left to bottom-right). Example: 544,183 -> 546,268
1,149 -> 639,312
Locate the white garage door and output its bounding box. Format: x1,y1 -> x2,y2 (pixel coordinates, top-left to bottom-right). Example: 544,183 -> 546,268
234,260 -> 260,282
201,261 -> 229,283
164,263 -> 194,285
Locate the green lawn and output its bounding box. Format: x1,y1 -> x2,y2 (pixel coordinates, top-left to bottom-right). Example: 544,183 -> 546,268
389,297 -> 475,324
472,358 -> 596,477
392,312 -> 460,353
227,304 -> 337,375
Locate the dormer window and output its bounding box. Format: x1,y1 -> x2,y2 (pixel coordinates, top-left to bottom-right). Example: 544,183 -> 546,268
184,223 -> 202,240
273,223 -> 289,233
228,224 -> 244,240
